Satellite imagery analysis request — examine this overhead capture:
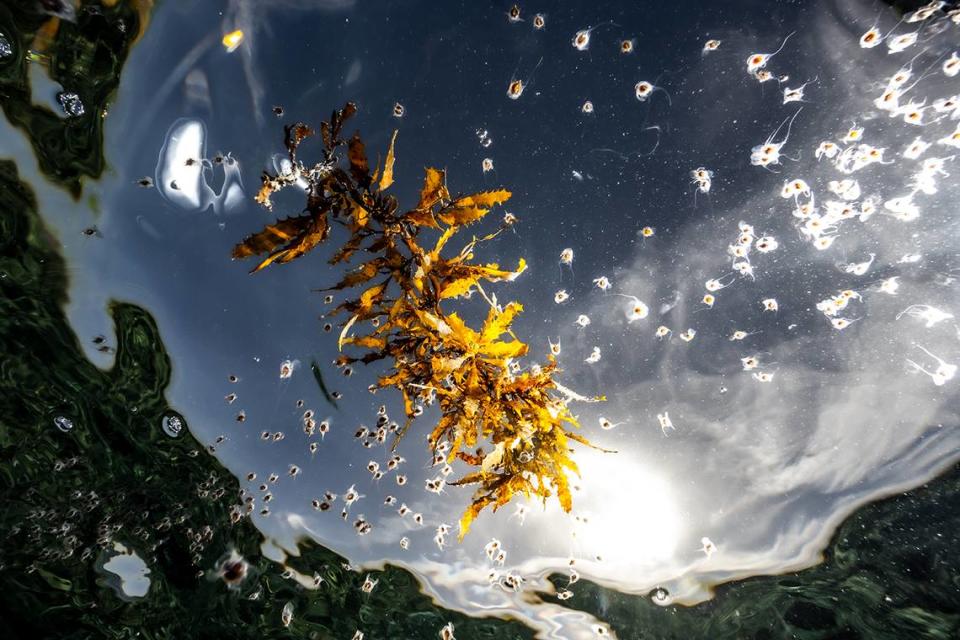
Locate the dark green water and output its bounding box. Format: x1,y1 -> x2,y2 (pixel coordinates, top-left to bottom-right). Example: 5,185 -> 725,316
1,1 -> 958,639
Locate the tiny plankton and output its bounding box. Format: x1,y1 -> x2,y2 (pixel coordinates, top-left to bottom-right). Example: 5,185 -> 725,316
781,177 -> 811,197
657,412 -> 675,436
549,337 -> 561,356
831,317 -> 856,330
903,137 -> 931,159
279,359 -> 296,379
887,32 -> 918,54
701,537 -> 718,557
634,80 -> 671,104
841,124 -> 863,143
878,277 -> 900,295
762,298 -> 779,311
906,344 -> 958,386
616,294 -> 648,321
746,31 -> 794,74
704,278 -> 724,292
815,141 -> 839,160
782,78 -> 815,104
859,26 -> 882,48
702,39 -> 721,53
598,417 -> 624,430
750,108 -> 803,169
554,290 -> 570,304
691,167 -> 713,193
755,236 -> 778,253
572,25 -> 607,51
896,304 -> 954,328
945,52 -> 960,77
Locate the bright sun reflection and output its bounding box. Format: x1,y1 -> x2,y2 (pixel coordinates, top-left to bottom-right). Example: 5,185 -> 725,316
571,453 -> 682,568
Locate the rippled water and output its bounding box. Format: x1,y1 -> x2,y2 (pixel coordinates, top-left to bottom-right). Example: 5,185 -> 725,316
2,1 -> 959,638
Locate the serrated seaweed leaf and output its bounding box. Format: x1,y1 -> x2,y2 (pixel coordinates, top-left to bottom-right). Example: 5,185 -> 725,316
453,189 -> 511,209
404,208 -> 440,228
232,215 -> 315,259
330,234 -> 365,265
348,132 -> 369,185
417,167 -> 448,210
379,130 -> 398,191
458,496 -> 493,542
326,259 -> 383,290
437,205 -> 489,227
249,215 -> 329,273
481,302 -> 523,343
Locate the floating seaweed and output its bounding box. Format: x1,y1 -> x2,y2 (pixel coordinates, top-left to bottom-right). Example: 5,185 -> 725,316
233,103 -> 607,537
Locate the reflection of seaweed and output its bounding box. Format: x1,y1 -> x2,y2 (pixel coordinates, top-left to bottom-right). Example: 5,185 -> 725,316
310,359 -> 339,409
0,1 -> 150,196
0,158 -> 534,639
234,104 -> 606,537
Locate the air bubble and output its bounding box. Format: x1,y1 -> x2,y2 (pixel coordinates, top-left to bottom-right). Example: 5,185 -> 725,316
54,416 -> 74,433
57,92 -> 85,117
162,414 -> 183,438
651,587 -> 670,605
0,32 -> 12,59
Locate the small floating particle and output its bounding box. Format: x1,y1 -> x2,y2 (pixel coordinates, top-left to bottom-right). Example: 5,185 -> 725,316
222,29 -> 244,53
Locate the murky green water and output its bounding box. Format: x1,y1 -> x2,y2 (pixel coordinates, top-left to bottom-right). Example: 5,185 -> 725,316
1,1 -> 959,638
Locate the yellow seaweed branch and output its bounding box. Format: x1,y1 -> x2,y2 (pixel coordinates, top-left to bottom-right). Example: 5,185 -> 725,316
233,103 -> 605,538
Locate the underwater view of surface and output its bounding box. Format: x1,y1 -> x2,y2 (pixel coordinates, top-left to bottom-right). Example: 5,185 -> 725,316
2,0 -> 959,638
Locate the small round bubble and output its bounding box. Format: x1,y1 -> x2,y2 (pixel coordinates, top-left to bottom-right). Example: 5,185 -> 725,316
651,587 -> 670,605
162,414 -> 183,437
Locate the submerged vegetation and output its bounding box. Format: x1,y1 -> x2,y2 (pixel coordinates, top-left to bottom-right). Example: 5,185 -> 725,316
0,157 -> 534,640
0,0 -> 150,196
233,103 -> 606,537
